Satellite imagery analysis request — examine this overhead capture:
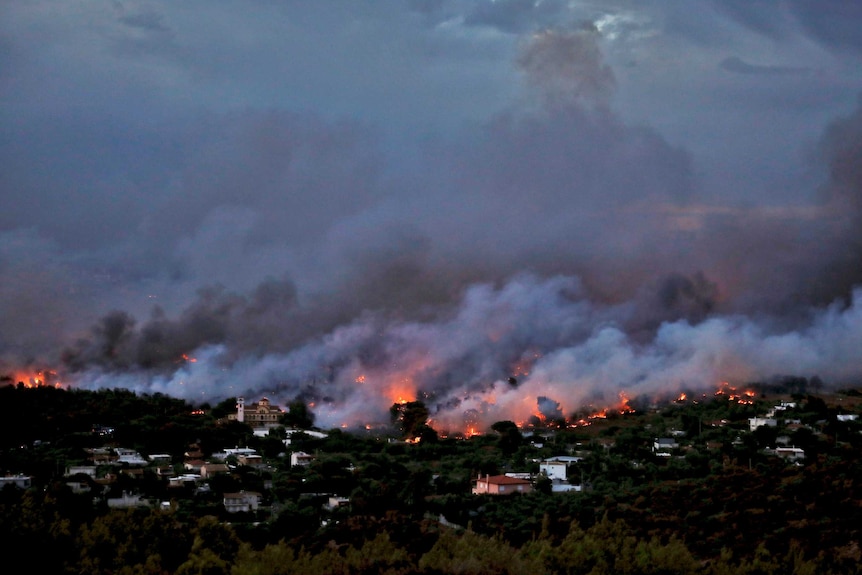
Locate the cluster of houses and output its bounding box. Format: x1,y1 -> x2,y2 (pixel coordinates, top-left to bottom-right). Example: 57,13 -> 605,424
3,395 -> 861,516
473,456 -> 584,495
53,397 -> 333,514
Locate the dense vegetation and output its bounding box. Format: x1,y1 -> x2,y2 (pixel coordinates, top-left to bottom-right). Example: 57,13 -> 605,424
1,381 -> 860,574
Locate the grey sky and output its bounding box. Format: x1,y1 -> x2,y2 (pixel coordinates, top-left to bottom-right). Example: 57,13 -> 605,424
2,1 -> 862,429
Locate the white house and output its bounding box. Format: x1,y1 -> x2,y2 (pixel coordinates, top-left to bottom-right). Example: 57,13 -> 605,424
65,465 -> 97,478
539,461 -> 568,481
115,448 -> 148,466
290,451 -> 315,467
223,491 -> 261,513
749,417 -> 777,432
653,438 -> 679,452
775,447 -> 805,461
107,492 -> 150,509
0,475 -> 32,489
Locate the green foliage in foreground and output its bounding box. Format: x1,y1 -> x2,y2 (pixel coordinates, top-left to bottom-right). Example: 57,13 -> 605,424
1,383 -> 860,573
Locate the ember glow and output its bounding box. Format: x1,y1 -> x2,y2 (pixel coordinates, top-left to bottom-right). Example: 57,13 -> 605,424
3,370 -> 63,389
715,382 -> 757,405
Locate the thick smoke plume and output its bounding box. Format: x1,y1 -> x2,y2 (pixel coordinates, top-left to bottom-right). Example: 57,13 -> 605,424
3,25 -> 862,432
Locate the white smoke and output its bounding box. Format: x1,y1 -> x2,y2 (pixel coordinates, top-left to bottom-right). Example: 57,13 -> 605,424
70,276 -> 862,431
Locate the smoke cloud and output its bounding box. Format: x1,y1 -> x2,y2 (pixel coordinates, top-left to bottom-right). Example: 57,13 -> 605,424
2,4 -> 862,432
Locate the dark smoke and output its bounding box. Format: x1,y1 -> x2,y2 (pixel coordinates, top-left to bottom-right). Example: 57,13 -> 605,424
3,22 -> 862,431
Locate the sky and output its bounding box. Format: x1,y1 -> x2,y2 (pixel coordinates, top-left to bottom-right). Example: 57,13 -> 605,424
2,1 -> 862,431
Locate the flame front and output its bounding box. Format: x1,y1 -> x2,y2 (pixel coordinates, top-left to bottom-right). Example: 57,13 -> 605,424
4,369 -> 63,389
715,381 -> 756,404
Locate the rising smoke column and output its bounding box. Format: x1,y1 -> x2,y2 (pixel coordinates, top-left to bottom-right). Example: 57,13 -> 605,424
9,25 -> 862,431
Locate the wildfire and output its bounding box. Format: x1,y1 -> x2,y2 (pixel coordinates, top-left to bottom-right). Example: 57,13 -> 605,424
4,369 -> 63,389
510,349 -> 542,378
715,382 -> 756,404
565,393 -> 635,428
385,378 -> 416,406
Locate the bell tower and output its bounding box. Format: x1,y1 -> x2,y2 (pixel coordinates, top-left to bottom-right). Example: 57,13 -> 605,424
236,397 -> 245,423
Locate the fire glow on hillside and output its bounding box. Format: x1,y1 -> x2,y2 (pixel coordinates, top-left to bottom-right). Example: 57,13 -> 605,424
3,369 -> 63,389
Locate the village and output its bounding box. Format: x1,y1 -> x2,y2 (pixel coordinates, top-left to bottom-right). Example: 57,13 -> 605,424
4,383 -> 858,529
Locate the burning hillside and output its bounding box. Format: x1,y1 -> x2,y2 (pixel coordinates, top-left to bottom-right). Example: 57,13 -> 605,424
2,17 -> 862,436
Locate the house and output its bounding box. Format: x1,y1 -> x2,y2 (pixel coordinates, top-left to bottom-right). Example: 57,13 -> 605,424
749,417 -> 777,431
223,491 -> 262,513
107,492 -> 150,509
0,475 -> 32,489
775,447 -> 805,461
238,453 -> 264,468
545,455 -> 582,464
290,451 -> 315,467
200,463 -> 230,479
65,465 -> 97,478
326,496 -> 350,510
116,448 -> 148,466
169,474 -> 202,488
86,447 -> 118,465
472,474 -> 532,495
539,461 -> 568,481
653,438 -> 679,452
212,447 -> 257,460
837,414 -> 858,422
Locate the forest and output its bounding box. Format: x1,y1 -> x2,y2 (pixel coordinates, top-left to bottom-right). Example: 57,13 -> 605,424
0,379 -> 860,574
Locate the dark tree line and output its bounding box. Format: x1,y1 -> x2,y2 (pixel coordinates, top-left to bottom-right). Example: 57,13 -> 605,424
0,383 -> 860,574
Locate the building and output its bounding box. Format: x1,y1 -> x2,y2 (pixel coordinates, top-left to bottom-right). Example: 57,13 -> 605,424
472,474 -> 533,495
116,448 -> 148,466
238,453 -> 264,468
200,463 -> 230,479
0,475 -> 32,489
107,492 -> 150,509
223,491 -> 262,513
653,438 -> 679,452
290,451 -> 315,467
65,465 -> 97,478
229,397 -> 284,428
775,447 -> 805,461
539,461 -> 568,481
749,417 -> 777,431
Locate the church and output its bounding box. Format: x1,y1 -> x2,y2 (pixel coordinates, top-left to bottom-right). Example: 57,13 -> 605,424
228,397 -> 284,429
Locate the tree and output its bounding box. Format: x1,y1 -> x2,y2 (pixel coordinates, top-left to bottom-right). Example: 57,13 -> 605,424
281,400 -> 315,429
390,401 -> 429,439
491,420 -> 523,455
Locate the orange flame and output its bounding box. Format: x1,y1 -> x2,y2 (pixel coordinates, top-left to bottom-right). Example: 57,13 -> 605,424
715,382 -> 756,404
5,370 -> 63,389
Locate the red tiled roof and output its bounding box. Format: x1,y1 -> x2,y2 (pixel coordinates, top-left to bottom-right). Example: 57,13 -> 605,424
480,475 -> 531,485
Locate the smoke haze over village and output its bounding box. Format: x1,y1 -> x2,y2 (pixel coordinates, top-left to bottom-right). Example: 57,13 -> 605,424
2,1 -> 862,430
